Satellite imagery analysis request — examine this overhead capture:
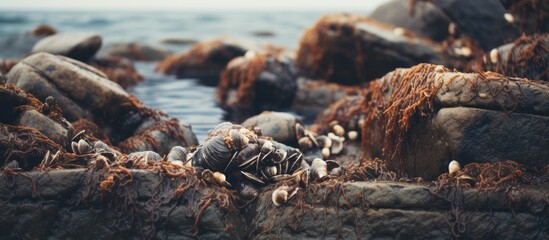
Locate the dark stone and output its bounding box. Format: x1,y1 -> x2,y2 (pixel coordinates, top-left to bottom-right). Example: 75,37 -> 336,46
370,0 -> 451,41
433,0 -> 518,50
0,169 -> 245,239
250,181 -> 549,239
241,111 -> 298,145
97,42 -> 172,61
31,33 -> 103,61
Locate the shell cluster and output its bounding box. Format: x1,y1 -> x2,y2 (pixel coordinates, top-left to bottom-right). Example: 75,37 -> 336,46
296,121 -> 357,159
191,122 -> 304,186
70,130 -> 119,161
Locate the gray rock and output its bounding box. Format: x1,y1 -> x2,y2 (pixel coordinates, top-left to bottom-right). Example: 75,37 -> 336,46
296,13 -> 447,85
32,33 -> 102,61
370,0 -> 451,41
157,37 -> 257,86
97,42 -> 172,61
241,111 -> 298,145
16,109 -> 70,147
250,181 -> 549,239
0,169 -> 245,239
432,0 -> 518,50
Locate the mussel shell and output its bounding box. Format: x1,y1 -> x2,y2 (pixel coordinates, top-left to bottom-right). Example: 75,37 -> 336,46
192,135 -> 235,172
167,146 -> 188,162
77,139 -> 92,155
71,141 -> 79,154
144,151 -> 161,162
93,140 -> 109,150
310,158 -> 328,181
234,143 -> 260,169
316,135 -> 332,149
241,171 -> 265,185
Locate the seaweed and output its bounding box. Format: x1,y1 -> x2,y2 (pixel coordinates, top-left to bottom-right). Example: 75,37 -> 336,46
216,54 -> 267,108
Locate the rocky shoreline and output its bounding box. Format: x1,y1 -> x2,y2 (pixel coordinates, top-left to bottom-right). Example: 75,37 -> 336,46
1,0 -> 549,239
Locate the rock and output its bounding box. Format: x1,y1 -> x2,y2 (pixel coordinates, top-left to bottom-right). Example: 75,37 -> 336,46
469,34 -> 549,82
370,0 -> 451,41
250,181 -> 549,239
357,64 -> 549,179
97,42 -> 171,61
500,0 -> 549,35
314,94 -> 366,134
30,24 -> 57,37
31,33 -> 102,61
432,0 -> 518,50
0,169 -> 245,239
216,49 -> 297,113
291,78 -> 361,118
241,111 -> 299,145
296,13 -> 446,85
88,56 -> 144,89
156,37 -> 256,85
161,38 -> 198,45
7,52 -> 198,155
16,109 -> 70,147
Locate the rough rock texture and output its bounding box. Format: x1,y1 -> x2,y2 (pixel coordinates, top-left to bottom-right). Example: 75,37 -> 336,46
370,0 -> 451,41
359,64 -> 549,179
7,52 -> 198,154
241,111 -> 298,145
216,50 -> 297,113
296,13 -> 447,85
0,169 -> 245,239
432,0 -> 518,50
97,42 -> 171,61
31,33 -> 102,61
16,109 -> 70,147
469,34 -> 549,82
291,78 -> 361,119
156,37 -> 256,85
250,181 -> 548,239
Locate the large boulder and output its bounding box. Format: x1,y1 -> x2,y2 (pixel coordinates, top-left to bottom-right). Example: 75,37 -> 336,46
216,49 -> 297,112
156,37 -> 256,85
7,52 -> 198,154
370,0 -> 451,41
432,0 -> 518,50
31,33 -> 102,61
250,181 -> 548,239
0,169 -> 245,239
469,34 -> 549,82
296,13 -> 448,85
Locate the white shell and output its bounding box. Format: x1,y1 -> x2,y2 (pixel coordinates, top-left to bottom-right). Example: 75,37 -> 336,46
489,48 -> 499,64
332,124 -> 345,137
448,160 -> 461,175
347,131 -> 358,141
504,13 -> 514,23
321,147 -> 330,159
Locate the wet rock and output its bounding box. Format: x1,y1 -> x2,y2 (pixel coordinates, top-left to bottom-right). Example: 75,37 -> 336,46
370,0 -> 451,41
31,33 -> 102,61
250,181 -> 549,239
216,49 -> 297,112
469,34 -> 549,82
88,56 -> 144,89
296,13 -> 446,85
0,169 -> 245,239
7,52 -> 198,155
241,111 -> 298,145
357,64 -> 549,179
156,37 -> 256,85
97,42 -> 171,61
432,0 -> 518,50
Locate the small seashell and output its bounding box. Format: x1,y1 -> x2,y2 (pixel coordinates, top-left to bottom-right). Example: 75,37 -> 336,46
311,158 -> 328,181
71,141 -> 79,154
321,147 -> 330,159
489,48 -> 499,64
448,160 -> 461,175
214,172 -> 231,187
332,124 -> 345,137
167,146 -> 188,162
503,13 -> 514,23
330,137 -> 344,155
263,165 -> 278,178
144,151 -> 161,162
347,131 -> 358,141
93,140 -> 108,150
271,149 -> 288,164
272,186 -> 298,206
71,130 -> 86,142
201,169 -> 215,184
316,135 -> 332,149
77,139 -> 92,155
330,167 -> 345,177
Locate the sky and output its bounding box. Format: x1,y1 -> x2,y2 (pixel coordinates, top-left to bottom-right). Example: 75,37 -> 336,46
1,0 -> 390,11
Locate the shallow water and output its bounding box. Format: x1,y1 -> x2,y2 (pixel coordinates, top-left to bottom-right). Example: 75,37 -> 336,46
0,10 -> 373,142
